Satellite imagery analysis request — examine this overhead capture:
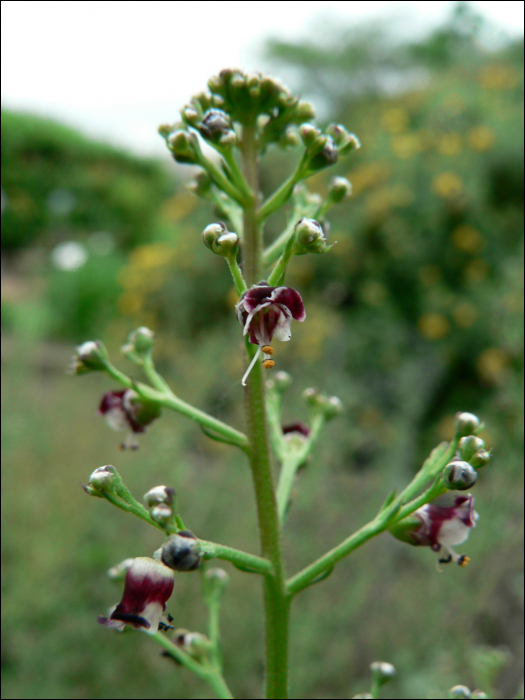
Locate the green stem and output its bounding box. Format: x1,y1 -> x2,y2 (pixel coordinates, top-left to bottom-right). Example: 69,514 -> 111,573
151,632 -> 233,699
267,232 -> 296,287
257,156 -> 307,223
226,256 -> 248,296
200,540 -> 274,576
221,147 -> 254,203
241,123 -> 290,699
195,145 -> 246,206
142,352 -> 175,396
102,362 -> 249,451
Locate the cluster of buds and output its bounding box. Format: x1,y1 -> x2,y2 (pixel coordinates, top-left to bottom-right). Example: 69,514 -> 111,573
99,389 -> 161,449
299,122 -> 360,175
144,485 -> 176,528
448,686 -> 489,699
441,412 -> 491,490
202,222 -> 239,259
303,387 -> 343,420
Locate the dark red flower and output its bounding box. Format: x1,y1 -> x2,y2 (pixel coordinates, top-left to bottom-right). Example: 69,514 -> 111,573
98,557 -> 174,633
99,390 -> 161,449
235,282 -> 305,385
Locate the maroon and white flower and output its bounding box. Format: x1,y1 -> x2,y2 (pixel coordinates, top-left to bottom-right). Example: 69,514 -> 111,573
99,390 -> 160,449
98,557 -> 174,634
235,282 -> 306,385
412,494 -> 478,566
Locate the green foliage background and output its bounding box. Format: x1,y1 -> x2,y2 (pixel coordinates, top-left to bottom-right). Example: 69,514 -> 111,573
1,7 -> 523,699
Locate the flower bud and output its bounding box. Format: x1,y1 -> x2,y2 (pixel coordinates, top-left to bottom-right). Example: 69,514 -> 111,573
469,449 -> 492,469
174,630 -> 212,662
470,692 -> 489,699
144,485 -> 176,508
161,531 -> 202,572
309,136 -> 339,170
181,105 -> 200,126
108,558 -> 135,582
443,460 -> 478,490
198,109 -> 233,144
324,396 -> 343,420
370,661 -> 396,686
122,327 -> 154,356
69,340 -> 109,374
338,133 -> 361,155
459,435 -> 485,462
167,130 -> 199,164
448,686 -> 471,699
328,176 -> 352,203
273,371 -> 293,392
151,504 -> 174,527
455,412 -> 481,438
293,218 -> 331,255
302,387 -> 326,409
299,123 -> 321,147
202,222 -> 239,258
88,465 -> 117,493
189,170 -> 212,198
295,101 -> 316,121
205,567 -> 230,598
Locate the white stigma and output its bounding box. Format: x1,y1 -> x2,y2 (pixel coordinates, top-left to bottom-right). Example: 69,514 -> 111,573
241,347 -> 262,386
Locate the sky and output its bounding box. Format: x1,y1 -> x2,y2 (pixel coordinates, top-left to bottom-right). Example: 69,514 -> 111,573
2,1 -> 524,157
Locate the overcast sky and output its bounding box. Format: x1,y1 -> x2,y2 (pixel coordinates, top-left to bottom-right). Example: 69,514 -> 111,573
2,1 -> 523,157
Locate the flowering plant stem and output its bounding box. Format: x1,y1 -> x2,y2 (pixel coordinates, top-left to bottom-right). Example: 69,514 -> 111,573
241,121 -> 291,699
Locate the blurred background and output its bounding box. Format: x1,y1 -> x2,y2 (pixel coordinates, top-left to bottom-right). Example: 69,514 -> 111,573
1,2 -> 523,698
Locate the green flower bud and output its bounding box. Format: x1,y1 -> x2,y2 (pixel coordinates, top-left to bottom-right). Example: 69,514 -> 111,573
69,340 -> 109,374
279,127 -> 300,149
158,122 -> 180,139
324,396 -> 343,420
167,130 -> 199,164
205,567 -> 230,597
202,222 -> 239,258
470,691 -> 489,699
443,460 -> 478,490
295,101 -> 316,121
144,485 -> 176,508
469,449 -> 492,468
273,371 -> 293,392
122,327 -> 154,356
88,465 -> 117,493
189,171 -> 212,198
151,504 -> 174,527
299,123 -> 322,147
455,412 -> 481,438
302,387 -> 327,410
448,685 -> 471,699
293,218 -> 331,255
328,176 -> 352,203
338,133 -> 361,155
459,435 -> 485,462
181,105 -> 200,127
174,630 -> 212,662
308,136 -> 339,171
370,661 -> 396,686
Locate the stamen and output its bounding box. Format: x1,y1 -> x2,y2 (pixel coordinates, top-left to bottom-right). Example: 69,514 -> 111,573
261,345 -> 274,355
241,346 -> 262,386
262,359 -> 275,369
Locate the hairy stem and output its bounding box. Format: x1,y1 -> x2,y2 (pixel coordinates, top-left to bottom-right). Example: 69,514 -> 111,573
241,123 -> 290,698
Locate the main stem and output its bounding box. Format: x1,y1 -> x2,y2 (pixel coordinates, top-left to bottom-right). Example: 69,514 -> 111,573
241,122 -> 290,699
